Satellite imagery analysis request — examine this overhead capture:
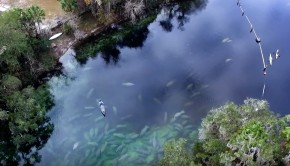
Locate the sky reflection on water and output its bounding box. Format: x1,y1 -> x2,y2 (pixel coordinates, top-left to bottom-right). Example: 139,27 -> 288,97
40,0 -> 290,164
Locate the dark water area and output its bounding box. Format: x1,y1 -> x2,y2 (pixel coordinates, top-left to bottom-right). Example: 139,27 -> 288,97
38,0 -> 290,165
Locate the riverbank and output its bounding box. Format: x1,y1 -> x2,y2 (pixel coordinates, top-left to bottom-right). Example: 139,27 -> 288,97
48,12 -> 121,59
1,0 -> 188,61
1,0 -> 118,59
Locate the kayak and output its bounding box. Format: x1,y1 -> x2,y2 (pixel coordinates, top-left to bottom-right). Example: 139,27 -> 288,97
49,32 -> 63,40
98,100 -> 106,117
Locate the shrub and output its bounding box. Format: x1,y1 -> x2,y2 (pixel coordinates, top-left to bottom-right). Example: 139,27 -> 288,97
63,22 -> 74,35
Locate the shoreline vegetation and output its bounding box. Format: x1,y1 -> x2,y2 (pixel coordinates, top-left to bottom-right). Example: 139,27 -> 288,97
160,99 -> 290,165
0,6 -> 56,165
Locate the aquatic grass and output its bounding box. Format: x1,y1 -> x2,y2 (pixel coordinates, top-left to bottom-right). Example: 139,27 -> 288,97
42,111 -> 197,166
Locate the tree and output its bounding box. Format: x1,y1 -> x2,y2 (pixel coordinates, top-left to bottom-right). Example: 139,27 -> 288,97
0,75 -> 22,94
60,0 -> 78,12
0,7 -> 54,165
0,86 -> 54,165
12,6 -> 45,37
0,109 -> 8,121
26,5 -> 45,35
0,7 -> 54,81
124,0 -> 145,22
194,98 -> 290,165
159,138 -> 193,166
160,99 -> 290,165
0,10 -> 32,72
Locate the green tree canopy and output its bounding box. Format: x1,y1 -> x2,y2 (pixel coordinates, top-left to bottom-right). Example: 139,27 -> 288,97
25,5 -> 45,34
160,99 -> 290,166
0,86 -> 54,165
0,75 -> 22,93
0,7 -> 54,83
196,98 -> 289,165
0,7 -> 54,165
11,6 -> 45,37
0,11 -> 32,72
159,138 -> 193,166
60,0 -> 77,12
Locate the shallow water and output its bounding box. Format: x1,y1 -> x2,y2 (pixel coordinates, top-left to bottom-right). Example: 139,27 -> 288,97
38,0 -> 290,165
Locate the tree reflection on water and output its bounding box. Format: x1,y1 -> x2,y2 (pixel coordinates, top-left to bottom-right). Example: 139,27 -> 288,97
76,0 -> 209,65
159,0 -> 208,32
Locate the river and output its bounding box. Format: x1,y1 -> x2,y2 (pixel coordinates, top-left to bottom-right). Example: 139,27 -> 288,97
38,0 -> 290,165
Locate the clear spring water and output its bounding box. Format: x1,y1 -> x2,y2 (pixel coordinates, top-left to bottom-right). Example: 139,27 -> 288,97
38,0 -> 290,165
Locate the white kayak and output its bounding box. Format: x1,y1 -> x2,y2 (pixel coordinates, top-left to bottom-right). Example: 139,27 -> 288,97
49,32 -> 63,40
98,100 -> 106,117
0,4 -> 10,12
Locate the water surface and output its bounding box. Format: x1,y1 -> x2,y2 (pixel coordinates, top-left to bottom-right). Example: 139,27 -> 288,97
39,0 -> 290,165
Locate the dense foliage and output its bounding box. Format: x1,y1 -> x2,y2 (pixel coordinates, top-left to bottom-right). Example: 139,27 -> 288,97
160,99 -> 290,165
0,6 -> 55,165
59,0 -> 207,22
0,6 -> 55,84
159,138 -> 193,166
